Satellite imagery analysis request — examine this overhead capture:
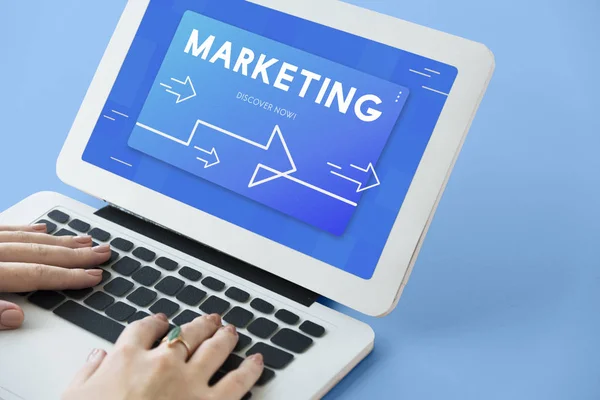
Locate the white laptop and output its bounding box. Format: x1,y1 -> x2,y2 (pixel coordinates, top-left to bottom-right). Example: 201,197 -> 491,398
0,0 -> 494,398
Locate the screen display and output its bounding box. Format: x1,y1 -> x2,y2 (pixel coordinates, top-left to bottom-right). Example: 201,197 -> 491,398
83,0 -> 457,279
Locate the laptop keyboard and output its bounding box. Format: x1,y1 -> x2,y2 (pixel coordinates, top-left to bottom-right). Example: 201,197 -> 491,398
25,209 -> 327,398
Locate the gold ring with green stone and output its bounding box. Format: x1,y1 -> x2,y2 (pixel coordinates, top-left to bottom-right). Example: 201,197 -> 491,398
161,326 -> 192,359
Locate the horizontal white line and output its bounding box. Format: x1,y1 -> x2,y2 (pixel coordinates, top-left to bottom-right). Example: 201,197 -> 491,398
409,69 -> 431,78
327,162 -> 341,170
160,83 -> 172,89
111,110 -> 129,118
284,174 -> 357,207
424,68 -> 440,75
103,115 -> 115,121
422,86 -> 449,96
110,157 -> 132,167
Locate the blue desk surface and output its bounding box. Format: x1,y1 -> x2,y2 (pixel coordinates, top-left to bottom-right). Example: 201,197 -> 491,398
1,1 -> 599,399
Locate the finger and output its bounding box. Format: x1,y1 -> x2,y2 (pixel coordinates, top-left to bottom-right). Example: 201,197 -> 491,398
0,263 -> 103,292
116,313 -> 170,350
157,314 -> 222,361
211,354 -> 264,400
0,243 -> 111,267
0,224 -> 47,233
0,231 -> 93,249
69,348 -> 107,386
0,300 -> 24,330
189,322 -> 238,379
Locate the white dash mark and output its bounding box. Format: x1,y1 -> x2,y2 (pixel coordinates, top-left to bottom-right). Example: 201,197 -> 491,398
160,83 -> 172,89
327,162 -> 342,170
110,157 -> 132,167
424,68 -> 440,75
103,115 -> 115,121
409,69 -> 431,78
111,110 -> 129,118
422,86 -> 449,96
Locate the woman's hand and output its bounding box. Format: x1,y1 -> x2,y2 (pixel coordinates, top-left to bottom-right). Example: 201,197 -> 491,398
0,224 -> 111,330
63,313 -> 264,400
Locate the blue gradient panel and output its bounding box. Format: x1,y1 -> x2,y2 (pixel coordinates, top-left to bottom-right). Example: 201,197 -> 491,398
128,11 -> 409,236
82,0 -> 457,279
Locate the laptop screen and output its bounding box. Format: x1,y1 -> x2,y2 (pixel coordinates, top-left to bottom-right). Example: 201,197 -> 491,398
83,0 -> 457,280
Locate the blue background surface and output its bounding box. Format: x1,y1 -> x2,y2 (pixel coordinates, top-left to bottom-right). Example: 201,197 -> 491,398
1,0 -> 599,399
83,0 -> 453,279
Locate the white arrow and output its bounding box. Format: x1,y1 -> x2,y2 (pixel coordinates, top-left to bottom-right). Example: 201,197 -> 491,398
195,146 -> 220,168
160,76 -> 197,104
330,162 -> 380,192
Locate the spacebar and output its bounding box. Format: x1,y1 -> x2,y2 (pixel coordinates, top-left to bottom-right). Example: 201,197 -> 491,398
54,300 -> 125,343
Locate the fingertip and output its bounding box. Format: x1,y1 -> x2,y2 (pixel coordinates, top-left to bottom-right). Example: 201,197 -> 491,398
31,223 -> 48,233
0,307 -> 24,330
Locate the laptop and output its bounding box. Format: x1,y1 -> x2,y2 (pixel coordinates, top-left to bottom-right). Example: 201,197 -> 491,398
0,0 -> 494,398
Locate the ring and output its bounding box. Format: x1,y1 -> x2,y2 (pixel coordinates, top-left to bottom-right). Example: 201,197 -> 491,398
161,326 -> 192,359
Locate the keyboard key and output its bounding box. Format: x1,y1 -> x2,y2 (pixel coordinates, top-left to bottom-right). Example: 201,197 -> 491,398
101,250 -> 120,267
299,321 -> 325,338
128,311 -> 150,324
63,288 -> 93,300
225,287 -> 250,303
199,296 -> 230,315
48,209 -> 69,224
84,292 -> 115,311
209,370 -> 226,386
256,368 -> 276,386
54,300 -> 124,343
89,227 -> 111,242
105,302 -> 136,322
271,329 -> 313,353
155,276 -> 185,296
104,277 -> 134,297
132,247 -> 155,262
127,287 -> 157,307
178,266 -> 202,281
275,309 -> 299,325
250,298 -> 274,314
112,256 -> 140,276
172,310 -> 201,325
111,237 -> 134,252
235,333 -> 252,352
246,343 -> 293,369
99,270 -> 112,285
247,318 -> 278,339
55,228 -> 76,237
36,219 -> 57,234
220,353 -> 244,372
68,219 -> 90,233
224,307 -> 254,328
176,286 -> 206,306
156,256 -> 178,271
149,298 -> 180,318
28,291 -> 65,310
132,266 -> 161,286
202,276 -> 225,292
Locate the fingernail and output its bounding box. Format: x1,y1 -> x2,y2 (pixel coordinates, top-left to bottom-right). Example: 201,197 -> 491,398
32,223 -> 47,232
93,244 -> 111,253
0,309 -> 24,329
74,235 -> 92,244
208,314 -> 221,325
154,313 -> 168,322
249,353 -> 263,366
224,324 -> 237,335
87,348 -> 105,362
86,269 -> 103,276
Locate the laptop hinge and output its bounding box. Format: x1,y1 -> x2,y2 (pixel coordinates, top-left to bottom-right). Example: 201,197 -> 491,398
94,205 -> 319,307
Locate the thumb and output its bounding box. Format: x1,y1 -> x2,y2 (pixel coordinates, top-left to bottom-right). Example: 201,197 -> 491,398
69,348 -> 107,386
0,300 -> 24,330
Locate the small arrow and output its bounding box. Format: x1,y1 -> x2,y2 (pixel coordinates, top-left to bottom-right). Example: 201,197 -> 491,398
194,146 -> 220,168
330,162 -> 380,192
160,76 -> 197,104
